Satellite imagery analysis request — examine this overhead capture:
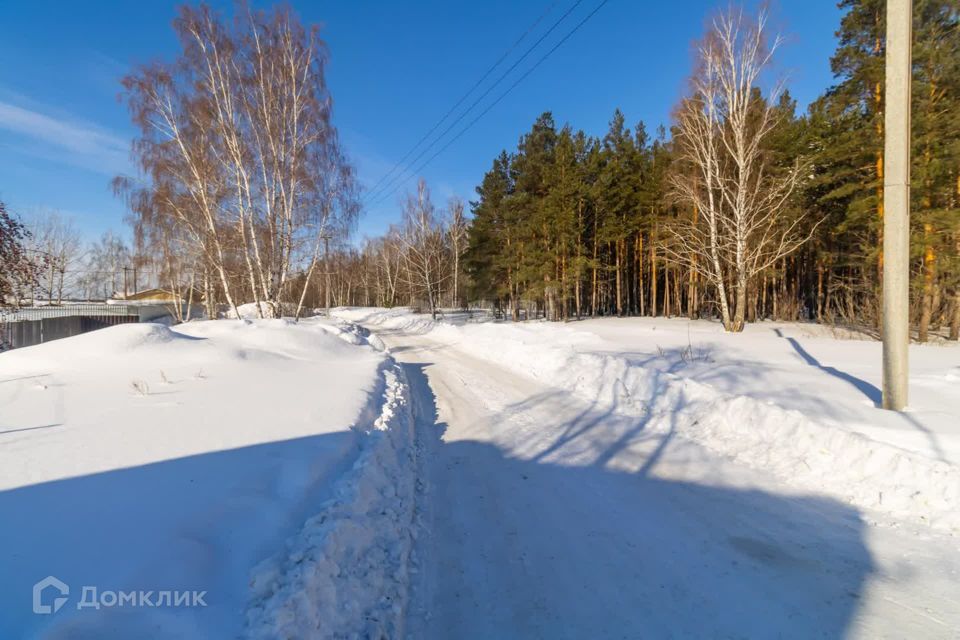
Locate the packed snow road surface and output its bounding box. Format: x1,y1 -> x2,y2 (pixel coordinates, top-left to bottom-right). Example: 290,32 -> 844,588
350,314 -> 960,640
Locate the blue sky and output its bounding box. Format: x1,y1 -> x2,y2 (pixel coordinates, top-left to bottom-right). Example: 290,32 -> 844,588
0,0 -> 842,244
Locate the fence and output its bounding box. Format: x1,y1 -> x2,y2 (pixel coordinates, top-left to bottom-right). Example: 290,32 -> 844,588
0,304 -> 170,351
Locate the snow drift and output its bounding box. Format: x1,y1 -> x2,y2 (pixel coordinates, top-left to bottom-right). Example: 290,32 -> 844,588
244,359 -> 418,639
335,308 -> 960,534
0,318 -> 419,638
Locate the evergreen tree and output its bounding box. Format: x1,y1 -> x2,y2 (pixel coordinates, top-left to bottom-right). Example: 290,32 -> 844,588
465,152 -> 514,306
808,0 -> 960,337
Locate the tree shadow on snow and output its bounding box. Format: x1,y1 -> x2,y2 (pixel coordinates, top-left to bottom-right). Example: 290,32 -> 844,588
402,361 -> 876,640
614,342 -> 853,428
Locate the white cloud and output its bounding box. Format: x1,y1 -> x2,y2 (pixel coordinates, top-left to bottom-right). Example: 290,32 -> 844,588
0,100 -> 130,175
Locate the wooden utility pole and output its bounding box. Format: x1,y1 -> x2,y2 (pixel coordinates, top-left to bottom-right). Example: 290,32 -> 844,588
882,0 -> 912,410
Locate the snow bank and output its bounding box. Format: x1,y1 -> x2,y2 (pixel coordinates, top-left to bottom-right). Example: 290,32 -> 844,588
225,301 -> 326,320
0,322 -> 185,372
225,301 -> 280,319
0,317 -> 418,638
244,363 -> 416,639
336,308 -> 960,533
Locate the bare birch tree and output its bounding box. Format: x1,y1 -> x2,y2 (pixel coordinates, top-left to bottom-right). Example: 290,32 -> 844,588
445,197 -> 469,309
118,3 -> 358,319
666,6 -> 811,331
26,211 -> 82,304
367,230 -> 403,307
77,232 -> 132,300
400,179 -> 447,318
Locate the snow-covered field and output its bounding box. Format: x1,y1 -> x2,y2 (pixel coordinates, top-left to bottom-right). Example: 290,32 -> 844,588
4,308 -> 958,638
0,318 -> 416,639
336,307 -> 960,534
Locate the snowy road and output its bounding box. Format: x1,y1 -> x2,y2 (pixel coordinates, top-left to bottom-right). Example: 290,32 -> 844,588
372,326 -> 960,639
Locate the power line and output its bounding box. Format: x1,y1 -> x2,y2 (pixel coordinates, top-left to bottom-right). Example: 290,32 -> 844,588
364,0 -> 585,206
362,1 -> 559,201
365,0 -> 581,205
370,0 -> 609,208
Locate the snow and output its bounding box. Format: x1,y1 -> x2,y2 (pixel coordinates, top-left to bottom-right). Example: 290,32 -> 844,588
579,317 -> 960,464
225,301 -> 279,319
0,318 -> 415,639
4,307 -> 957,637
338,308 -> 960,638
334,308 -> 960,534
245,365 -> 418,640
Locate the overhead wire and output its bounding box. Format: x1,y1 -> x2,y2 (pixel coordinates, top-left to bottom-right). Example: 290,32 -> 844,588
369,0 -> 609,208
361,1 -> 560,201
363,0 -> 587,205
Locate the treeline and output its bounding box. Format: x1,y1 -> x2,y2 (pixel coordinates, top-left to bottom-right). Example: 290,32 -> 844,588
320,180 -> 469,316
9,0 -> 958,340
0,207 -> 138,307
450,0 -> 959,338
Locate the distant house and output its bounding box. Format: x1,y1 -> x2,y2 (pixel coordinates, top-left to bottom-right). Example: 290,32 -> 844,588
110,288 -> 201,304
107,288 -> 205,323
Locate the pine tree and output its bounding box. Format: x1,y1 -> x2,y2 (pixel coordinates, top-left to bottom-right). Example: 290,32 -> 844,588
809,0 -> 960,337
464,152 -> 514,308
912,0 -> 960,340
